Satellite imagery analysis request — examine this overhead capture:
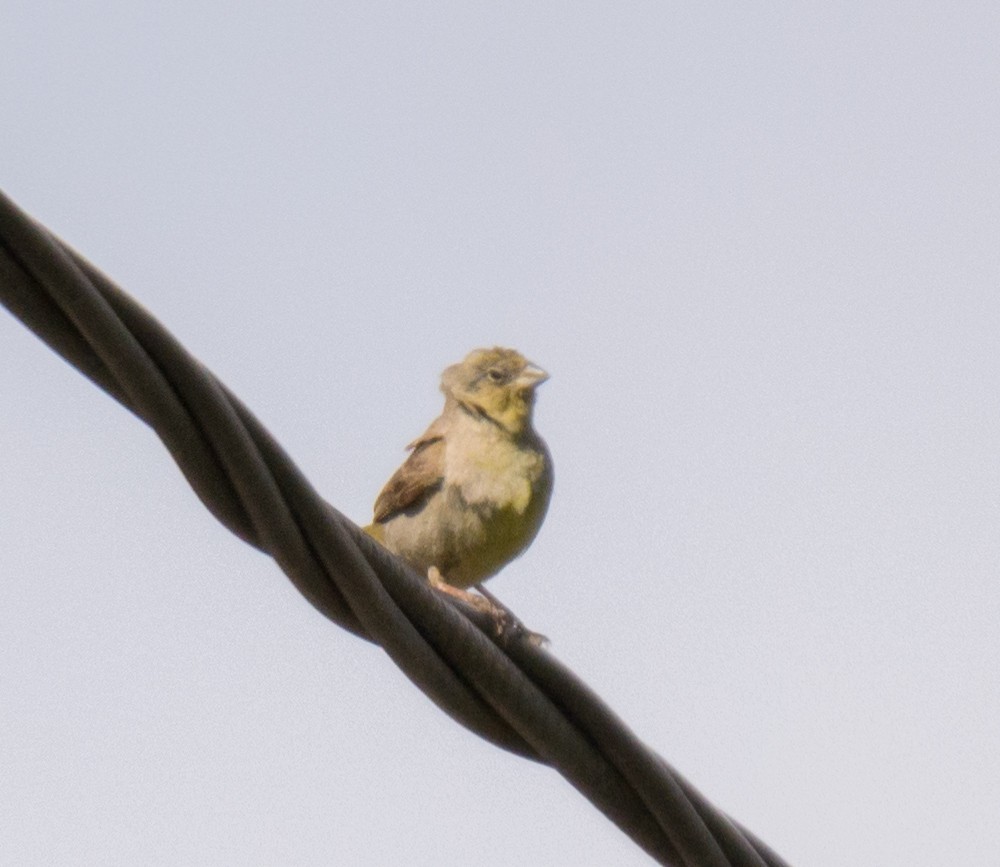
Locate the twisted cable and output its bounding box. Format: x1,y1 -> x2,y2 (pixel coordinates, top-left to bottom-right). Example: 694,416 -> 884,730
0,188 -> 791,867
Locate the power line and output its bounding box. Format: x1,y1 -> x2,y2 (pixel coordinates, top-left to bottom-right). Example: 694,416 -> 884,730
0,189 -> 790,866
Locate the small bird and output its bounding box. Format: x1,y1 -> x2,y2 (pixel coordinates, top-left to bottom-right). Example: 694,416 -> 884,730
365,347 -> 552,614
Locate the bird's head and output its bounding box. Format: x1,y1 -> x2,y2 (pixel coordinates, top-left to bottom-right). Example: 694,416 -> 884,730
441,347 -> 548,436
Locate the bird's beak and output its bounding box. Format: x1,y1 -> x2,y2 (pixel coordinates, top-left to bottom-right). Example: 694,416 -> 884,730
517,363 -> 549,390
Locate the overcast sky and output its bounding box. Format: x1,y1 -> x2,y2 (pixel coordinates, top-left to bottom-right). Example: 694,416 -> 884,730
3,3 -> 999,865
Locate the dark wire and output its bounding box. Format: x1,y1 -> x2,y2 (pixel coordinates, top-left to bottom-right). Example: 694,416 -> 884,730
0,189 -> 791,867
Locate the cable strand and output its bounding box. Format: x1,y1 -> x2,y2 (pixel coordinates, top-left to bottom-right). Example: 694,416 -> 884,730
0,188 -> 792,867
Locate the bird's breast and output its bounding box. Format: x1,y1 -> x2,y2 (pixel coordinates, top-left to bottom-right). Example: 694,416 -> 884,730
444,435 -> 546,514
379,416 -> 552,588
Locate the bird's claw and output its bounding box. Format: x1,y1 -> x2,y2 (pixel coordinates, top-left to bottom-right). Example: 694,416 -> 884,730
426,568 -> 547,645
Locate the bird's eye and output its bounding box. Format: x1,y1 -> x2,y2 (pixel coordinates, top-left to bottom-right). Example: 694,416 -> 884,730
486,369 -> 506,383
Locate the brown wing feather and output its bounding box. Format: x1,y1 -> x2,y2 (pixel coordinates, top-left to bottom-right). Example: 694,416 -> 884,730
372,432 -> 446,524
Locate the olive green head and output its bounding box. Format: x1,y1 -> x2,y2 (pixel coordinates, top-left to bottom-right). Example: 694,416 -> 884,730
440,347 -> 548,436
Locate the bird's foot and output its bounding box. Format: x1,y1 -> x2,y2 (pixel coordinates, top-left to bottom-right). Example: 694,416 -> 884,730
427,566 -> 495,612
475,584 -> 549,647
426,568 -> 547,645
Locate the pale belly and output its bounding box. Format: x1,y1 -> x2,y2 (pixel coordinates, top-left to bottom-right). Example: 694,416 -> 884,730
380,480 -> 548,588
379,419 -> 552,588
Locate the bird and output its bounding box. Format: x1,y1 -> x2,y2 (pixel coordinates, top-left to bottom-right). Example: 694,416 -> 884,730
364,347 -> 553,620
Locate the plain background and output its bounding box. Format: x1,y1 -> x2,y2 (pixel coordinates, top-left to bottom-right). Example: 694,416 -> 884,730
2,3 -> 999,865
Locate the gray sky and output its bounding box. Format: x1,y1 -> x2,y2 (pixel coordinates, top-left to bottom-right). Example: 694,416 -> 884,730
3,3 -> 999,865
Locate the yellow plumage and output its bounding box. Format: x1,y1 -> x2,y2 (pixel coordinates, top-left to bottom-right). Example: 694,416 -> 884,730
365,347 -> 553,592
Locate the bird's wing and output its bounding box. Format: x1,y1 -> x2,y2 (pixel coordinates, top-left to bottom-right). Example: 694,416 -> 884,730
372,421 -> 447,524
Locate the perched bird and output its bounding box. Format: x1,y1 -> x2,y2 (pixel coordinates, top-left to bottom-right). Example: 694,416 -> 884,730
365,347 -> 552,611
